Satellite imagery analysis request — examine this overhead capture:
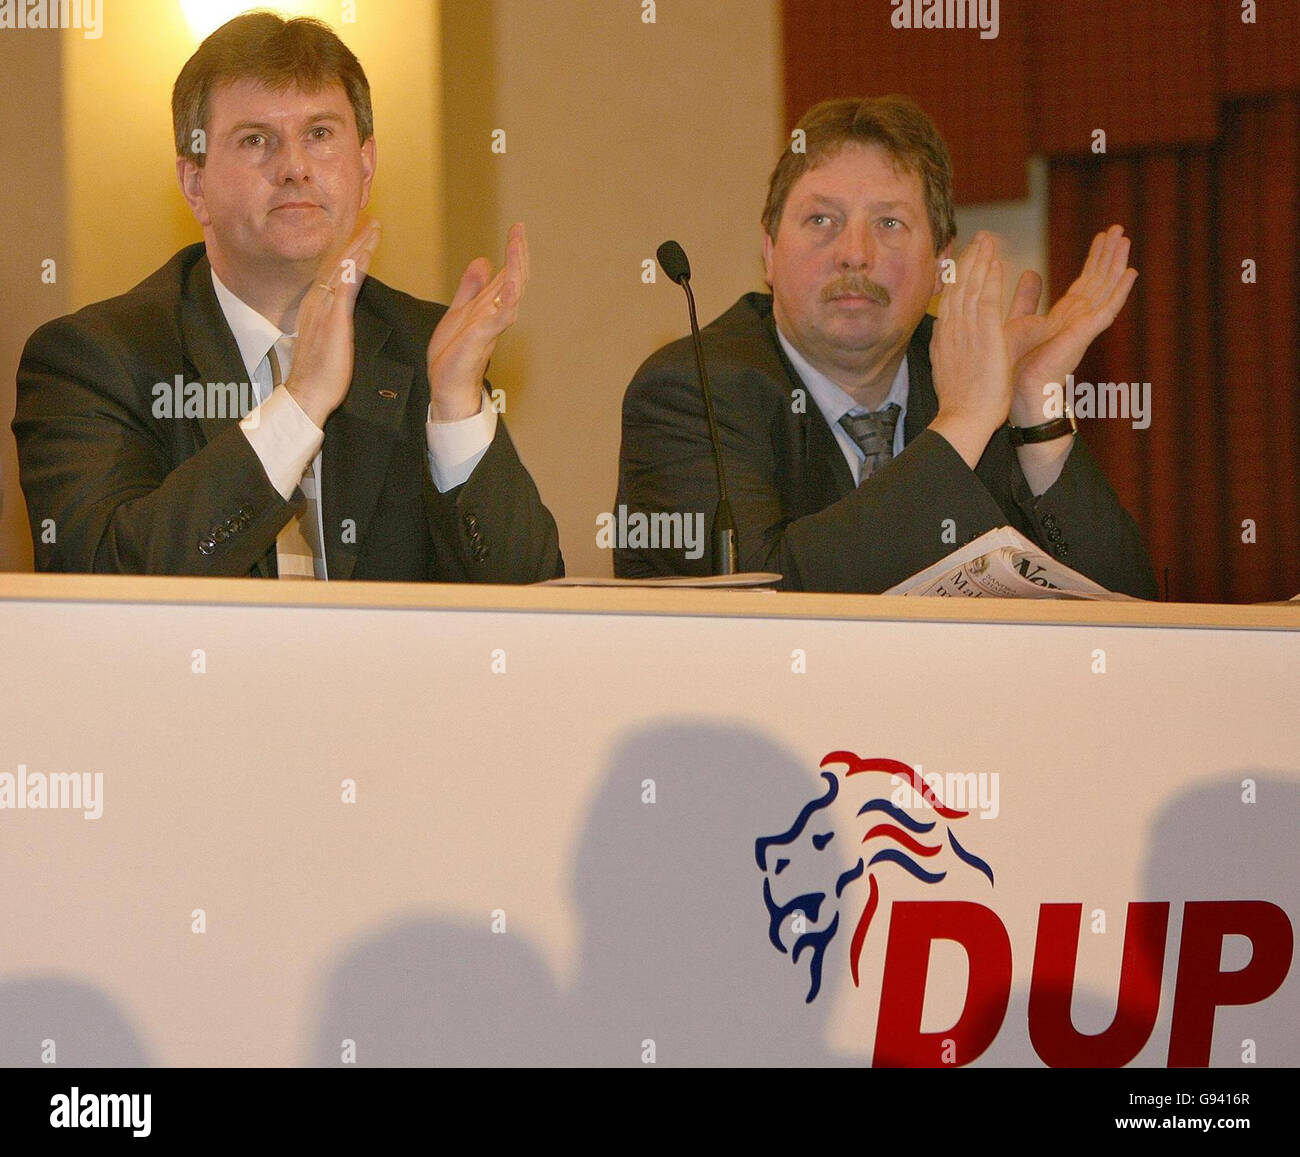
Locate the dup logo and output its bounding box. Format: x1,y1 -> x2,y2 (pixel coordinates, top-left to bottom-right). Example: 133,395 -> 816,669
757,751 -> 994,1005
757,750 -> 1294,1067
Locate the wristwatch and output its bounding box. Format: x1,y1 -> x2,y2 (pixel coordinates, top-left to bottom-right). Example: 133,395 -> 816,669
1007,406 -> 1078,446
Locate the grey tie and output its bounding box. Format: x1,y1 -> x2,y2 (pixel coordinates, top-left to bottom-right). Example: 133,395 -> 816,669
839,402 -> 902,484
267,339 -> 324,580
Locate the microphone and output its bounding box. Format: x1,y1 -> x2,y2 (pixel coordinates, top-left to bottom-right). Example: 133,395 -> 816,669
656,239 -> 691,286
655,240 -> 739,575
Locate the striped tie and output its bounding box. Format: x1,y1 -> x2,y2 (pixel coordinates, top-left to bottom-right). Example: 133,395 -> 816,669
267,339 -> 324,580
839,402 -> 902,485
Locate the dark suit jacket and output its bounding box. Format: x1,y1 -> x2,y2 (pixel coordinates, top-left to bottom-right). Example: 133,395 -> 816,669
14,243 -> 562,581
615,292 -> 1156,596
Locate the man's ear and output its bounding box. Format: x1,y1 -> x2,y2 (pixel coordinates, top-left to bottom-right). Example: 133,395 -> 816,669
358,136 -> 377,210
932,240 -> 954,297
176,156 -> 210,227
762,229 -> 776,287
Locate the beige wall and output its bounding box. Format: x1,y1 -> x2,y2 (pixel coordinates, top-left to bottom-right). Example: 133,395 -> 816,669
445,0 -> 785,577
0,29 -> 62,572
1,1 -> 1045,577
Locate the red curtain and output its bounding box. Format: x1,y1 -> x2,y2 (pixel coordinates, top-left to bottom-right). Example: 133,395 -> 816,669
1051,98 -> 1300,603
782,1 -> 1030,201
782,0 -> 1300,601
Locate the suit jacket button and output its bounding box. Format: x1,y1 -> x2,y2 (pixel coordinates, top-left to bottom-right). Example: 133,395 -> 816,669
212,526 -> 229,542
239,506 -> 253,519
198,536 -> 217,555
1043,513 -> 1059,530
224,518 -> 241,534
464,513 -> 479,532
1047,528 -> 1063,543
473,544 -> 489,561
1053,542 -> 1070,557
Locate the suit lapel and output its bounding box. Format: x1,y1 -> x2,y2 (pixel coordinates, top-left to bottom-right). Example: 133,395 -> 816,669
320,295 -> 412,581
761,306 -> 856,503
180,252 -> 274,577
802,393 -> 855,502
181,253 -> 251,447
904,313 -> 939,445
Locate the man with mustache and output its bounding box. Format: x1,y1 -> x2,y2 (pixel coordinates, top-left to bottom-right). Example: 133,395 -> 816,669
614,96 -> 1155,596
14,12 -> 560,582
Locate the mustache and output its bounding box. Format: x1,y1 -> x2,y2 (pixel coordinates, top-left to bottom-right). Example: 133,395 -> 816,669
821,276 -> 890,306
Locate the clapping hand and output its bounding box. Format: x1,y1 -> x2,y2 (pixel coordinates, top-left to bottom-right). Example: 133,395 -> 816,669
1003,224 -> 1137,426
929,232 -> 1011,467
427,222 -> 530,421
284,218 -> 382,429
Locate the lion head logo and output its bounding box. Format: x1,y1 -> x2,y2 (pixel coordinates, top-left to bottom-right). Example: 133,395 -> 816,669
756,751 -> 995,1001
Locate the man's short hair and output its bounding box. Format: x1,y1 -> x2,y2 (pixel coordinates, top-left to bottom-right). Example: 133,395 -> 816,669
762,96 -> 956,254
172,12 -> 373,165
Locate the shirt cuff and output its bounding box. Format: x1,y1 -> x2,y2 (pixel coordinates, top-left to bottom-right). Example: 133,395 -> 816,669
426,392 -> 497,492
240,385 -> 325,500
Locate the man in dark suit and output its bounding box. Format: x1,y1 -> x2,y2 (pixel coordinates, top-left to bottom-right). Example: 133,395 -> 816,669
615,96 -> 1155,597
14,12 -> 560,583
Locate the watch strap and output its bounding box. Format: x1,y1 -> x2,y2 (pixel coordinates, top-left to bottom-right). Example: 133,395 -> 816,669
1007,411 -> 1077,446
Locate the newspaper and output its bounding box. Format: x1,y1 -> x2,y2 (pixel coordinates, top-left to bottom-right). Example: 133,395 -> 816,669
885,527 -> 1140,600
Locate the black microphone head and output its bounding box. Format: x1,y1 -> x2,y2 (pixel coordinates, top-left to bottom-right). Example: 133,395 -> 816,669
656,240 -> 691,285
